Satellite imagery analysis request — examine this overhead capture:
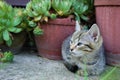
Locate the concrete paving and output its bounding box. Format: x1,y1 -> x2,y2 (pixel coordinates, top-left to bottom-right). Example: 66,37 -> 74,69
0,51 -> 99,80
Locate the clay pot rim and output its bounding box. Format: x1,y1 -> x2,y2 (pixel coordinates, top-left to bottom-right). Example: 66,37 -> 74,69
94,0 -> 120,6
40,16 -> 75,26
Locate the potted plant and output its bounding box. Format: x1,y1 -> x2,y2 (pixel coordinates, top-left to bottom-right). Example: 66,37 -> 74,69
0,1 -> 26,54
25,0 -> 94,60
94,0 -> 120,67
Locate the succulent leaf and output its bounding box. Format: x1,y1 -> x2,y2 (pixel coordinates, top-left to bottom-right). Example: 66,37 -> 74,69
52,0 -> 73,16
33,26 -> 43,36
0,51 -> 14,62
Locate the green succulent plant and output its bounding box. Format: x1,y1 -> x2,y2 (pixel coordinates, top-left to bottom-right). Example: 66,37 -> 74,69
24,0 -> 94,36
25,0 -> 56,22
52,0 -> 73,17
73,0 -> 94,22
25,0 -> 56,36
33,26 -> 43,36
0,1 -> 23,46
0,51 -> 14,63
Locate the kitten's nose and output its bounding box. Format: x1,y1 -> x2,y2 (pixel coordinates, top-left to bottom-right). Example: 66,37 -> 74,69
70,45 -> 76,51
71,49 -> 74,51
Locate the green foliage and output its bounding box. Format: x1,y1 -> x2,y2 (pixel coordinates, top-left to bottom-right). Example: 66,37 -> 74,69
100,66 -> 119,80
52,0 -> 73,17
16,9 -> 36,32
0,51 -> 14,63
72,0 -> 94,22
25,0 -> 55,22
24,0 -> 92,22
25,0 -> 54,36
28,21 -> 37,28
0,1 -> 23,46
33,26 -> 44,36
24,0 -> 94,36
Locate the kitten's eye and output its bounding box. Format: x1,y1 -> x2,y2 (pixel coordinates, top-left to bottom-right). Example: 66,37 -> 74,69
77,42 -> 82,46
85,44 -> 93,50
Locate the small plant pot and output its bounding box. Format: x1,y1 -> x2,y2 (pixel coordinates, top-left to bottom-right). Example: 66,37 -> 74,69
0,31 -> 26,54
94,0 -> 120,67
35,17 -> 75,60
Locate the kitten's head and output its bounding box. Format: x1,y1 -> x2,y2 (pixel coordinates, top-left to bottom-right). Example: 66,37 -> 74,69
70,21 -> 103,57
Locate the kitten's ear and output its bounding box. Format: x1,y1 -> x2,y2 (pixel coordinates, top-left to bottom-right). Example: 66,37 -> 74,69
87,24 -> 100,42
75,20 -> 81,31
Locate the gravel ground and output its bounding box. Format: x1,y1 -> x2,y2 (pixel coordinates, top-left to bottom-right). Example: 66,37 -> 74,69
0,51 -> 99,80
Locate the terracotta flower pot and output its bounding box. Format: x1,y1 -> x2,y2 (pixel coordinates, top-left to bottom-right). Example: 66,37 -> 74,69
35,17 -> 75,60
94,0 -> 120,67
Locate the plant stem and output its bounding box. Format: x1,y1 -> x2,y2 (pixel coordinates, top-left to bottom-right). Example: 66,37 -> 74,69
100,67 -> 117,80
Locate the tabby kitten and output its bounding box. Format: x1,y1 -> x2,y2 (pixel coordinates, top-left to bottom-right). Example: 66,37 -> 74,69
62,21 -> 105,76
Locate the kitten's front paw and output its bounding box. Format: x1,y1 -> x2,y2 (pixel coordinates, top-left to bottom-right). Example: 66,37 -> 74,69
90,70 -> 100,76
76,70 -> 88,76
